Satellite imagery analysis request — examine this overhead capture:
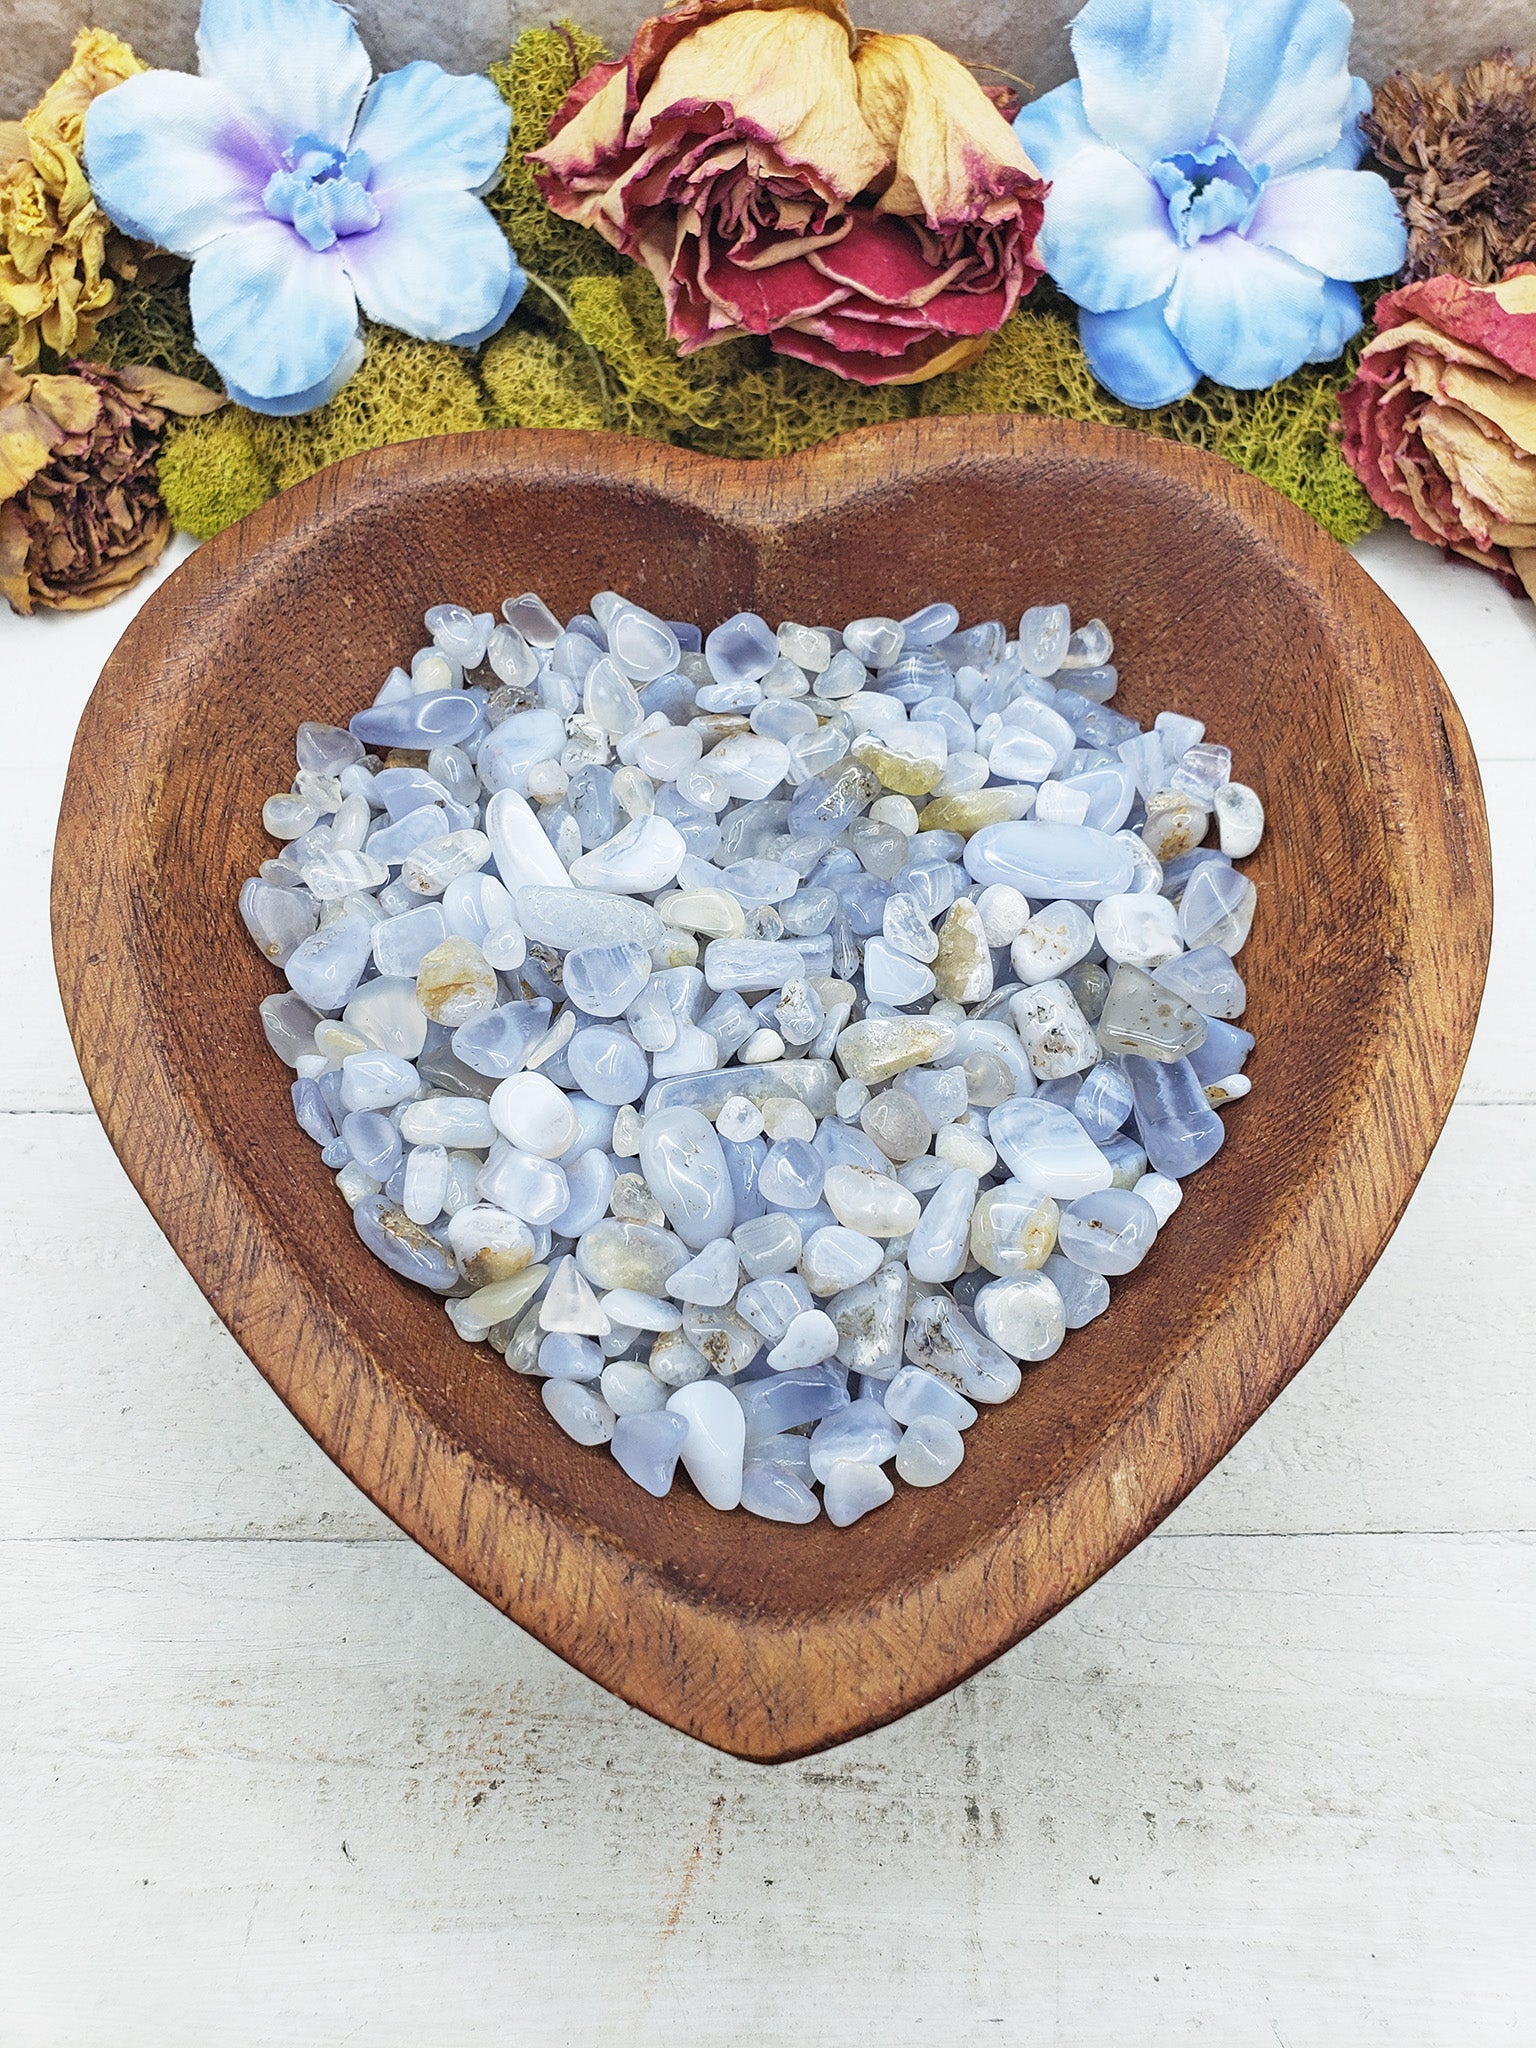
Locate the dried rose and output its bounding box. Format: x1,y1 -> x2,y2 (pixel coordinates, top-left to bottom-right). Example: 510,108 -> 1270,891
0,29 -> 151,371
1340,267 -> 1536,599
1365,53 -> 1536,287
530,0 -> 1045,386
0,356 -> 223,613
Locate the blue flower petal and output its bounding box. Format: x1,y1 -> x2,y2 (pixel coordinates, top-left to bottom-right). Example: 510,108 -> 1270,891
339,185 -> 516,343
1208,0 -> 1354,176
1164,233 -> 1326,386
224,331 -> 366,414
1038,145 -> 1179,313
196,0 -> 372,154
1316,76 -> 1374,170
190,216 -> 360,404
1248,166 -> 1407,281
443,260 -> 528,349
1079,298 -> 1200,407
1307,278 -> 1363,361
1012,81 -> 1100,179
1070,0 -> 1228,168
349,63 -> 512,198
84,70 -> 272,255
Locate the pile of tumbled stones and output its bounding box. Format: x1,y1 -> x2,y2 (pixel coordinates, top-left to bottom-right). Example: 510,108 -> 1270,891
244,590 -> 1263,1527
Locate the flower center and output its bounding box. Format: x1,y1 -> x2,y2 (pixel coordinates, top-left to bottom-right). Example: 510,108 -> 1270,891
1150,141 -> 1268,247
262,134 -> 380,253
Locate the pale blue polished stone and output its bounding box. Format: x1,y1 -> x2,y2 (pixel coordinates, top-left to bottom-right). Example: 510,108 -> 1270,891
564,940 -> 653,1018
964,821 -> 1137,900
1187,1017 -> 1256,1084
240,878 -> 317,965
905,1168 -> 977,1283
639,1106 -> 735,1249
476,709 -> 566,794
720,1132 -> 768,1225
882,1364 -> 977,1430
284,912 -> 372,1011
349,690 -> 483,749
611,1410 -> 689,1497
290,1077 -> 335,1145
787,761 -> 877,838
542,1378 -> 616,1446
822,1457 -> 894,1525
1059,1187 -> 1159,1275
901,601 -> 960,649
735,1363 -> 849,1441
340,1050 -> 420,1113
538,1332 -> 605,1380
758,1138 -> 825,1210
567,1026 -> 648,1105
554,1149 -> 617,1236
705,611 -> 778,687
1153,944 -> 1246,1019
372,901 -> 448,978
1072,1061 -> 1134,1139
451,1000 -> 551,1078
808,1397 -> 901,1482
352,1193 -> 457,1292
702,939 -> 808,992
740,1460 -> 821,1522
1063,761 -> 1136,832
988,1097 -> 1114,1197
1043,1250 -> 1111,1328
736,1272 -> 814,1343
373,766 -> 453,821
1123,1055 -> 1226,1177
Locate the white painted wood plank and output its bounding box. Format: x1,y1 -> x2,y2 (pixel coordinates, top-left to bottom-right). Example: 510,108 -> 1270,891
3,1531 -> 1529,2046
1353,525 -> 1536,765
4,1101 -> 1529,1545
5,535 -> 197,1114
0,1108 -> 395,1543
1456,760 -> 1535,1105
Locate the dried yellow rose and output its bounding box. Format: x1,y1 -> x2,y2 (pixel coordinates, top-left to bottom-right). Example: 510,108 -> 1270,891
0,28 -> 147,370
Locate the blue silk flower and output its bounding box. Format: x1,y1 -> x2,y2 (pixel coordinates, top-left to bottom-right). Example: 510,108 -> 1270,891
84,0 -> 524,414
1014,0 -> 1407,407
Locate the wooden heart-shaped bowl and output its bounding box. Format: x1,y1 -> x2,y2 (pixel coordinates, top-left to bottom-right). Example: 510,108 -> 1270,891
53,416 -> 1490,1760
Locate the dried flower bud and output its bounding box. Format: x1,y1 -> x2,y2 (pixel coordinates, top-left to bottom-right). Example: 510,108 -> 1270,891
1365,52 -> 1536,285
0,356 -> 222,613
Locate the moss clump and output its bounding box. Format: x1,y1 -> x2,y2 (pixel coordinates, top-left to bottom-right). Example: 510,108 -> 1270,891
157,328 -> 485,535
564,270 -> 916,455
921,302 -> 1134,429
88,272 -> 221,390
486,23 -> 626,293
480,323 -> 608,431
922,294 -> 1380,544
250,327 -> 487,491
157,412 -> 276,538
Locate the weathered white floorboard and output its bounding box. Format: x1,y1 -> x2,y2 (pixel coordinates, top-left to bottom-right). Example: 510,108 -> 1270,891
2,1531 -> 1529,2047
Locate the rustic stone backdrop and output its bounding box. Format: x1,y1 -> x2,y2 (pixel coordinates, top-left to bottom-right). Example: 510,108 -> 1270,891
5,0 -> 1533,119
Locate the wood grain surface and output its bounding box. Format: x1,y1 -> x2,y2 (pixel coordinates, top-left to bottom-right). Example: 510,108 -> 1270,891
49,416 -> 1493,1760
